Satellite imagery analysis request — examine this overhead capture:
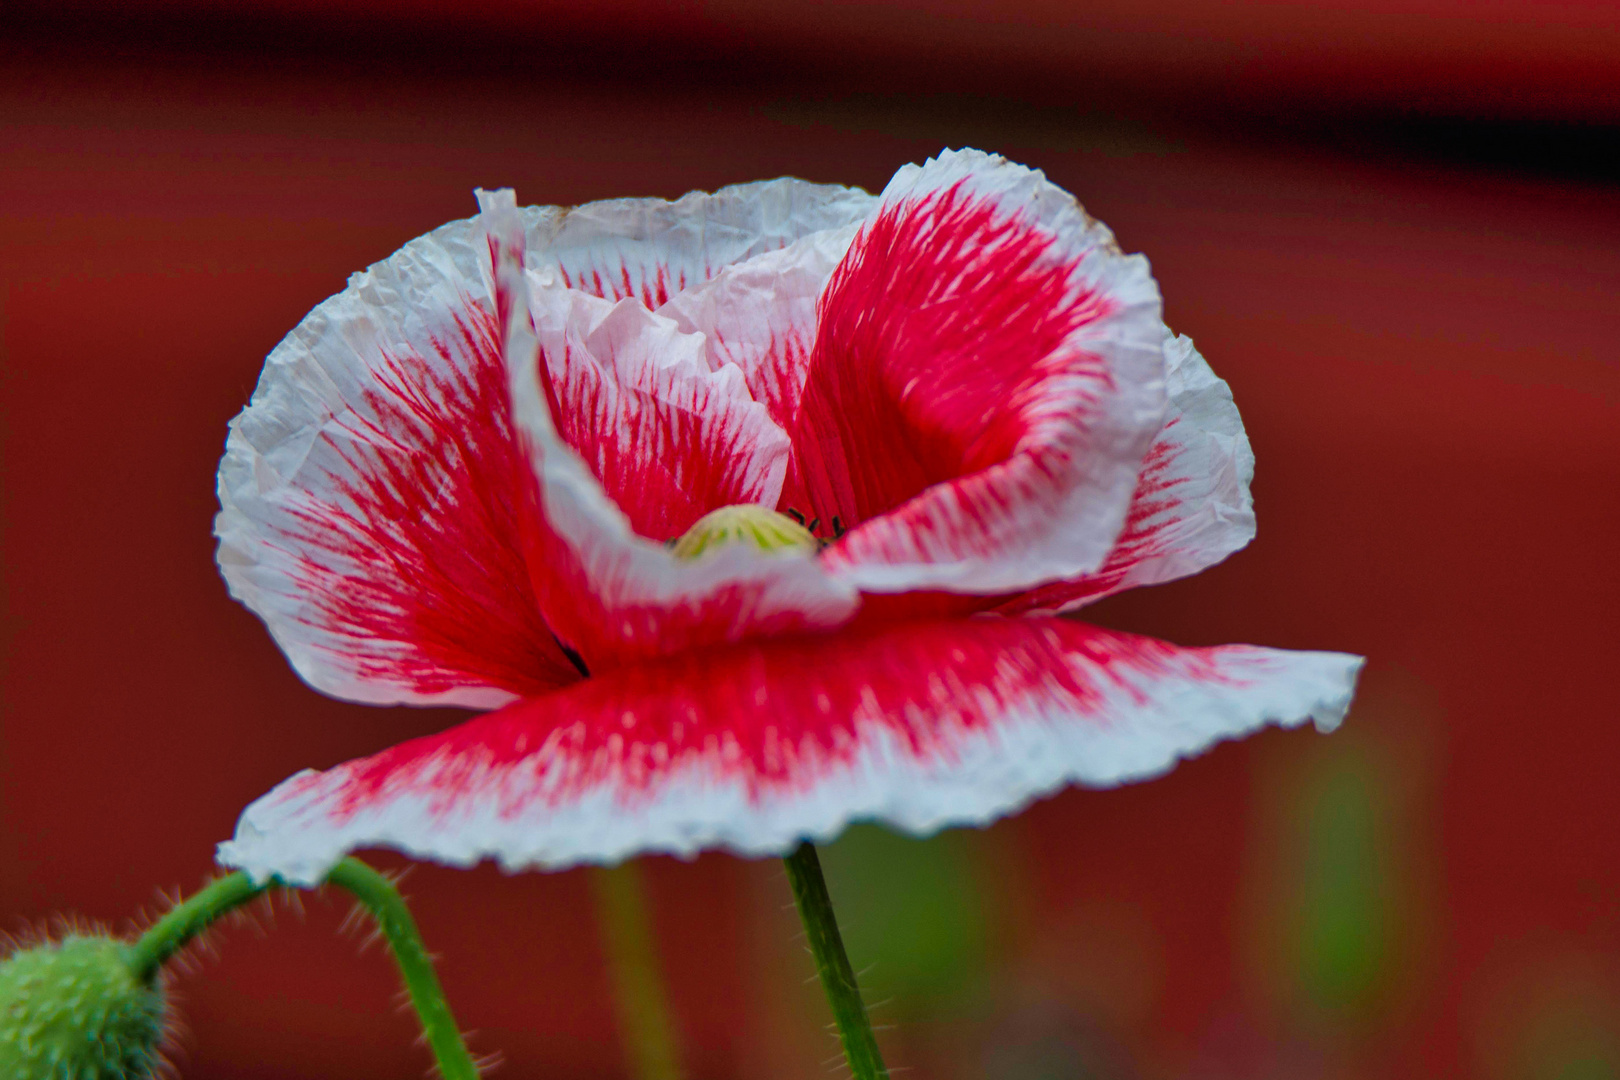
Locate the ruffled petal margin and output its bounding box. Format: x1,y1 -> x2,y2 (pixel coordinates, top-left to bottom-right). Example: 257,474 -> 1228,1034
215,215 -> 579,708
527,178 -> 875,309
999,331 -> 1257,613
218,616 -> 1363,884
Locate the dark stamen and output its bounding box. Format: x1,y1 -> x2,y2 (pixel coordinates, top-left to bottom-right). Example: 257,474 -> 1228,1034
554,634 -> 590,678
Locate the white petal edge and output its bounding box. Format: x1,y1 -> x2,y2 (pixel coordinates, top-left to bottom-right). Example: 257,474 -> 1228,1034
215,209 -> 523,708
218,625 -> 1364,885
1004,330 -> 1257,613
1124,330 -> 1257,589
527,178 -> 877,305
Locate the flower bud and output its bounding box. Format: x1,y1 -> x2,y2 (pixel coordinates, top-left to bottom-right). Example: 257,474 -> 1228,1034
670,504 -> 819,559
0,932 -> 168,1080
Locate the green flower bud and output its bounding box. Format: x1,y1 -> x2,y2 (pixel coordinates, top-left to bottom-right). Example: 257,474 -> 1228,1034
0,932 -> 168,1080
670,504 -> 820,559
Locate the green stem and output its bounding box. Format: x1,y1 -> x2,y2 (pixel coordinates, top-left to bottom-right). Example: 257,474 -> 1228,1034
782,842 -> 888,1080
325,859 -> 480,1080
123,858 -> 478,1080
591,862 -> 685,1080
123,871 -> 270,980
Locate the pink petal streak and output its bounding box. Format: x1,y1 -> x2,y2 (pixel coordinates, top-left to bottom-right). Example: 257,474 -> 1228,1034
216,217 -> 579,707
788,150 -> 1169,589
219,616 -> 1362,883
1000,331 -> 1257,613
484,190 -> 860,674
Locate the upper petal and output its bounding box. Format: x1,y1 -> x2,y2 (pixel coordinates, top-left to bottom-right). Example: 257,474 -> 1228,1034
782,149 -> 1169,588
523,178 -> 876,308
215,215 -> 581,708
483,191 -> 860,673
530,284 -> 791,540
218,615 -> 1363,883
999,331 -> 1257,613
657,221 -> 861,443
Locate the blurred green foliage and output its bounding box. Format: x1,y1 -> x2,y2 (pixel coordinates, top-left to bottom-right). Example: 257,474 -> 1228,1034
818,823 -> 992,1016
1290,746 -> 1395,1022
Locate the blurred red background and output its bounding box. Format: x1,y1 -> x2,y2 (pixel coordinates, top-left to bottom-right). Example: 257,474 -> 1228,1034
2,4 -> 1618,1078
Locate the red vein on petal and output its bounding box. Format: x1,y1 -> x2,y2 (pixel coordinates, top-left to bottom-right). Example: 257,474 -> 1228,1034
287,301 -> 577,699
307,620 -> 1229,820
995,420 -> 1192,612
784,180 -> 1116,546
544,334 -> 771,541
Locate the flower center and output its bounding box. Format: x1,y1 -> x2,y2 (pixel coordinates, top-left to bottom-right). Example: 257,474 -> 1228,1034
670,504 -> 819,559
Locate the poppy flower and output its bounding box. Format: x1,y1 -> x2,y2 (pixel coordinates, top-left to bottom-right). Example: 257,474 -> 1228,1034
214,149 -> 1362,886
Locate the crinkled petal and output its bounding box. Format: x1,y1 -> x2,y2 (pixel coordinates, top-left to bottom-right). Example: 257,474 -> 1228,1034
482,190 -> 860,672
217,616 -> 1363,883
788,148 -> 1168,582
215,216 -> 580,707
528,284 -> 792,541
526,178 -> 876,308
657,221 -> 861,443
218,176 -> 873,705
999,332 -> 1257,613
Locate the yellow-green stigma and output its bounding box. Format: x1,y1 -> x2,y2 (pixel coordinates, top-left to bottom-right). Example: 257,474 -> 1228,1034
670,504 -> 820,559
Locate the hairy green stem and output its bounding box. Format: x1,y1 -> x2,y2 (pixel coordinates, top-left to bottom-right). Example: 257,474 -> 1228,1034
123,858 -> 478,1080
782,842 -> 887,1080
591,862 -> 685,1080
325,859 -> 480,1080
123,871 -> 270,981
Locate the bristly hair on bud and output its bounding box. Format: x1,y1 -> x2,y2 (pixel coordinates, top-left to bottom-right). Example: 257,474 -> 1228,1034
0,927 -> 170,1080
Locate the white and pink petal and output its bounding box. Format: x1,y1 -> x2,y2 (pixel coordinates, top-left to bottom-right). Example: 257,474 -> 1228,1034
528,284 -> 791,539
483,191 -> 860,673
1000,331 -> 1257,613
656,222 -> 861,445
215,215 -> 581,708
217,616 -> 1363,884
782,148 -> 1169,586
524,178 -> 876,308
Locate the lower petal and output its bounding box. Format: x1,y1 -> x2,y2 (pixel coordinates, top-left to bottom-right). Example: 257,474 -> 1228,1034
219,618 -> 1362,884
